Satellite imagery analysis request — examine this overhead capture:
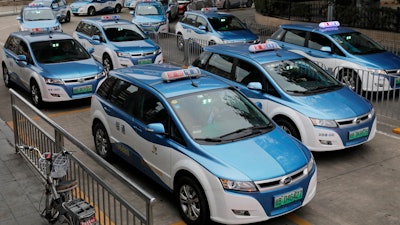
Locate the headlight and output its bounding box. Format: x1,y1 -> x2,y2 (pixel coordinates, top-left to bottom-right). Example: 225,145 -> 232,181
369,107 -> 375,118
310,118 -> 337,127
116,52 -> 131,58
155,48 -> 162,55
220,179 -> 258,192
97,71 -> 107,79
369,68 -> 387,75
305,155 -> 315,175
45,78 -> 63,85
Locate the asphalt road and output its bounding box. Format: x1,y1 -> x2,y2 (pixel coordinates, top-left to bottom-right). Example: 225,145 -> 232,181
1,7 -> 400,225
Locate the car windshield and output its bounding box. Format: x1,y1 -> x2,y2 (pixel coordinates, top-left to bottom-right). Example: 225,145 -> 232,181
136,4 -> 163,15
331,32 -> 386,55
104,24 -> 147,42
170,88 -> 273,143
23,8 -> 55,21
32,39 -> 91,63
208,15 -> 247,31
263,58 -> 342,95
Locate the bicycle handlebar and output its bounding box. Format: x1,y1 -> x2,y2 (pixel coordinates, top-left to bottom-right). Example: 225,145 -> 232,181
17,145 -> 70,159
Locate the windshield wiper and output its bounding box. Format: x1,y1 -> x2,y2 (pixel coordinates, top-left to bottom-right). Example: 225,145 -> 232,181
195,137 -> 222,142
219,125 -> 272,139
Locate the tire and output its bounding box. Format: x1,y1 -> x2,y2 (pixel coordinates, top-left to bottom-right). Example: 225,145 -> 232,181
102,54 -> 113,74
65,12 -> 71,23
175,176 -> 210,225
274,117 -> 301,141
88,7 -> 95,16
30,80 -> 44,109
338,69 -> 361,93
93,122 -> 113,160
177,34 -> 184,51
2,65 -> 12,88
246,0 -> 253,7
114,4 -> 122,13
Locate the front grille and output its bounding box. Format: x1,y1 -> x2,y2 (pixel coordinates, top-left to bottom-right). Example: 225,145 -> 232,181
130,51 -> 156,57
63,75 -> 97,84
336,112 -> 372,127
255,166 -> 308,191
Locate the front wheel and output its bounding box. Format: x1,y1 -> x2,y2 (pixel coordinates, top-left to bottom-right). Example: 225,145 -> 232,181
2,65 -> 12,88
30,80 -> 44,108
246,0 -> 253,7
93,122 -> 113,160
175,176 -> 210,225
114,4 -> 122,13
177,34 -> 184,51
88,7 -> 95,16
338,69 -> 361,93
274,117 -> 301,141
102,54 -> 113,74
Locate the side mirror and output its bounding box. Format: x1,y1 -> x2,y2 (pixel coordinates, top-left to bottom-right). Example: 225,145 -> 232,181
16,55 -> 27,62
87,47 -> 95,54
320,46 -> 332,53
129,10 -> 134,15
247,82 -> 262,90
198,25 -> 206,31
91,35 -> 101,44
146,123 -> 165,134
16,16 -> 21,21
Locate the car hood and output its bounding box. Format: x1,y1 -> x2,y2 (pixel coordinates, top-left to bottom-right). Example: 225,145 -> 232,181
217,29 -> 258,42
111,39 -> 159,52
22,20 -> 59,29
39,59 -> 102,79
290,86 -> 372,119
198,127 -> 310,181
354,51 -> 400,70
133,15 -> 166,23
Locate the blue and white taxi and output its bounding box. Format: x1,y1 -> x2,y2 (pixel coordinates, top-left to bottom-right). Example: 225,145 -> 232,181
70,0 -> 122,16
269,21 -> 400,92
32,0 -> 72,23
73,15 -> 163,73
124,0 -> 139,9
131,0 -> 169,33
2,28 -> 105,108
193,41 -> 376,151
90,64 -> 317,225
175,7 -> 259,50
17,3 -> 62,31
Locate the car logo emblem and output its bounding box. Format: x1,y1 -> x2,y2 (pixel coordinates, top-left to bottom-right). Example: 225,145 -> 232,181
78,78 -> 84,83
281,176 -> 292,185
353,118 -> 361,124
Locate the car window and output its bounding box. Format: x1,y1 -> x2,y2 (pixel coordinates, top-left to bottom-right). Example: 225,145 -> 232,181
331,32 -> 386,55
235,59 -> 263,85
76,21 -> 93,36
32,39 -> 91,63
208,15 -> 246,31
282,29 -> 307,46
196,16 -> 208,30
181,13 -> 197,26
262,58 -> 341,94
192,51 -> 212,68
206,53 -> 234,79
4,36 -> 20,54
18,41 -> 33,64
104,24 -> 147,42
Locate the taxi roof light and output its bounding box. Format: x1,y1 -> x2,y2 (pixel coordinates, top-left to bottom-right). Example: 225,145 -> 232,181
28,2 -> 44,7
201,7 -> 218,13
319,21 -> 340,29
101,15 -> 120,21
29,27 -> 54,33
248,41 -> 280,53
161,68 -> 202,81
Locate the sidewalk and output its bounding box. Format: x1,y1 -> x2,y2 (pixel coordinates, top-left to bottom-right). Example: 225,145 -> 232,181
0,5 -> 23,17
0,119 -> 47,225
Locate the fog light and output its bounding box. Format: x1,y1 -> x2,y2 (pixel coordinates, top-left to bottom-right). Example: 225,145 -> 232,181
232,209 -> 250,216
319,140 -> 332,145
50,93 -> 61,97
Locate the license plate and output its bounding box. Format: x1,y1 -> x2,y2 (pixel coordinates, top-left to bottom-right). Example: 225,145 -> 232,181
349,127 -> 369,140
73,85 -> 92,94
274,188 -> 303,208
138,58 -> 152,65
396,78 -> 400,85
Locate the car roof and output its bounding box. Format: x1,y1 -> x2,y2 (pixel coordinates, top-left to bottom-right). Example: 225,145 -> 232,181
184,10 -> 232,18
11,31 -> 73,43
109,64 -> 231,98
204,42 -> 304,65
280,23 -> 358,35
82,17 -> 133,27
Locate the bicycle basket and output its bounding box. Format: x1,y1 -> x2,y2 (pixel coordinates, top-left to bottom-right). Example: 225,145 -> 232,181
39,152 -> 68,178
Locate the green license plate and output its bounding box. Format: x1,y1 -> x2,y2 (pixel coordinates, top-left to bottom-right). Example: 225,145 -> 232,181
274,188 -> 303,208
349,127 -> 369,140
73,85 -> 92,94
138,58 -> 152,65
396,78 -> 400,85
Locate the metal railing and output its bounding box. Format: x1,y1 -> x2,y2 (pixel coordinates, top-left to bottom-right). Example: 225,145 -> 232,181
10,88 -> 156,225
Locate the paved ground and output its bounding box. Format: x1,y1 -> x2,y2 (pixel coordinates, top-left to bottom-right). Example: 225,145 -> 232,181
0,118 -> 48,225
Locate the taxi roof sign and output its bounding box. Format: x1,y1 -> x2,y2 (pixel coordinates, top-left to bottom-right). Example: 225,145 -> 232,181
101,15 -> 120,21
161,68 -> 202,81
28,2 -> 44,7
201,7 -> 218,13
319,21 -> 340,29
248,41 -> 280,53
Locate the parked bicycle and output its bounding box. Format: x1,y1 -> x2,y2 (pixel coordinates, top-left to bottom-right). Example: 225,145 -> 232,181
18,145 -> 97,225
